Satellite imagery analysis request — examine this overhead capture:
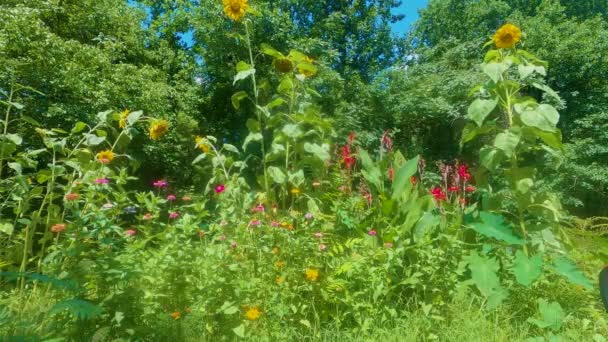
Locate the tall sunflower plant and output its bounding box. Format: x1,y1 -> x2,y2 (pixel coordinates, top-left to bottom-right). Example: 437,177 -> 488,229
459,24 -> 592,311
223,0 -> 334,210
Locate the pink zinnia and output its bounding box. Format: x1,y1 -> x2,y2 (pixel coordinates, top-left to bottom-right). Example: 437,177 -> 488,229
305,212 -> 313,220
250,219 -> 261,226
166,194 -> 176,201
142,213 -> 153,220
368,230 -> 377,236
153,179 -> 168,188
271,221 -> 280,227
215,184 -> 225,194
95,178 -> 109,184
125,229 -> 137,236
252,204 -> 265,213
169,211 -> 180,219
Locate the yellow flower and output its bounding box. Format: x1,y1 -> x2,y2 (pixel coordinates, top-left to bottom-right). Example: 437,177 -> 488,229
97,150 -> 114,163
290,188 -> 301,195
276,260 -> 284,268
223,0 -> 248,21
276,276 -> 284,285
272,247 -> 280,255
149,120 -> 169,140
118,109 -> 130,129
195,136 -> 210,153
244,306 -> 261,320
298,56 -> 316,77
493,24 -> 521,49
305,268 -> 319,281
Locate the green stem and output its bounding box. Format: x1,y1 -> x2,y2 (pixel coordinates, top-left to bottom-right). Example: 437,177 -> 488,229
244,21 -> 269,196
0,83 -> 15,179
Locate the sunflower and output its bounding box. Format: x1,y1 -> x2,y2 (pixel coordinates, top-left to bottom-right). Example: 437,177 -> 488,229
244,306 -> 261,320
149,120 -> 169,140
223,0 -> 248,21
97,150 -> 114,163
118,109 -> 130,129
274,57 -> 294,73
297,56 -> 316,77
305,268 -> 319,281
195,136 -> 210,153
493,24 -> 521,49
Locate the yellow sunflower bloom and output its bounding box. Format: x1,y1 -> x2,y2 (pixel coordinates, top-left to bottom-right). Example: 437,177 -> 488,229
493,24 -> 521,49
274,58 -> 294,73
118,109 -> 130,129
149,120 -> 169,140
97,150 -> 114,163
223,0 -> 248,21
305,268 -> 319,281
195,135 -> 210,153
244,306 -> 261,320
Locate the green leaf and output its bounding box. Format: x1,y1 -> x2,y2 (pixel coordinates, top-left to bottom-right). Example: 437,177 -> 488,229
469,212 -> 525,245
260,44 -> 283,58
49,299 -> 104,320
233,68 -> 256,85
413,212 -> 440,242
468,98 -> 497,127
520,104 -> 559,132
268,166 -> 286,184
528,299 -> 564,331
267,97 -> 286,109
461,123 -> 494,146
358,149 -> 382,190
0,222 -> 14,235
192,153 -> 207,165
391,155 -> 419,199
242,132 -> 263,150
479,147 -> 502,171
231,91 -> 249,110
84,134 -> 105,146
303,143 -> 330,161
71,121 -> 87,134
466,252 -> 508,309
552,257 -> 592,289
96,110 -> 111,123
246,118 -> 260,132
516,178 -> 534,194
126,110 -> 143,125
532,83 -> 561,102
222,144 -> 240,154
512,250 -> 543,287
483,62 -> 508,83
278,76 -> 293,94
282,124 -> 302,138
494,130 -> 520,158
236,61 -> 251,72
233,324 -> 245,338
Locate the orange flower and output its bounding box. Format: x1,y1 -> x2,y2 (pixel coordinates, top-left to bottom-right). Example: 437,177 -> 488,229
170,311 -> 181,320
50,223 -> 66,233
65,193 -> 80,201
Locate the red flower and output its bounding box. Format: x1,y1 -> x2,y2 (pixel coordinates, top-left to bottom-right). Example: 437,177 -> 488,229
431,187 -> 447,201
215,184 -> 225,194
348,131 -> 355,145
381,130 -> 393,152
65,193 -> 80,201
465,186 -> 476,192
388,167 -> 395,182
410,176 -> 417,186
342,145 -> 356,169
458,165 -> 472,181
448,186 -> 459,192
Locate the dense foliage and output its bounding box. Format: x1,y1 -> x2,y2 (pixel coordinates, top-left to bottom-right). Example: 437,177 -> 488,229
1,0 -> 608,341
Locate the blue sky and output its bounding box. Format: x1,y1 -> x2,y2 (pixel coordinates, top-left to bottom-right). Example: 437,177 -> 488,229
391,0 -> 428,35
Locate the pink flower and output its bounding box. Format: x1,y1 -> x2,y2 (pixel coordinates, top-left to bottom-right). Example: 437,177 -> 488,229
169,211 -> 180,219
142,213 -> 153,220
368,230 -> 377,236
250,219 -> 261,227
153,179 -> 168,188
271,221 -> 280,227
230,241 -> 237,249
305,212 -> 313,220
95,178 -> 109,184
65,193 -> 80,201
252,204 -> 265,213
431,187 -> 447,202
219,234 -> 227,241
319,244 -> 327,251
125,229 -> 137,236
314,232 -> 323,238
385,242 -> 393,248
215,184 -> 225,194
166,194 -> 176,201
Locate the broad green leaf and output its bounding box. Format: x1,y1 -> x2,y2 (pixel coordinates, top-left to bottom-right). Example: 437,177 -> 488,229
266,97 -> 286,109
242,132 -> 262,150
532,83 -> 561,102
71,121 -> 87,134
126,110 -> 143,125
469,212 -> 524,245
233,324 -> 245,338
222,144 -> 240,154
528,299 -> 564,331
231,91 -> 248,110
494,130 -> 520,157
268,166 -> 286,184
278,76 -> 293,94
0,222 -> 13,235
233,68 -> 256,85
358,149 -> 382,190
516,178 -> 534,194
461,123 -> 494,146
466,252 -> 508,309
96,110 -> 111,123
260,44 -> 283,58
512,250 -> 543,287
282,124 -> 302,138
192,153 -> 207,165
235,61 -> 251,72
303,143 -> 330,161
483,62 -> 508,83
84,134 -> 105,146
246,118 -> 260,132
391,155 -> 419,199
288,169 -> 305,186
520,104 -> 559,132
468,98 -> 497,127
479,147 -> 502,171
49,299 -> 104,320
552,257 -> 592,289
413,212 -> 440,242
